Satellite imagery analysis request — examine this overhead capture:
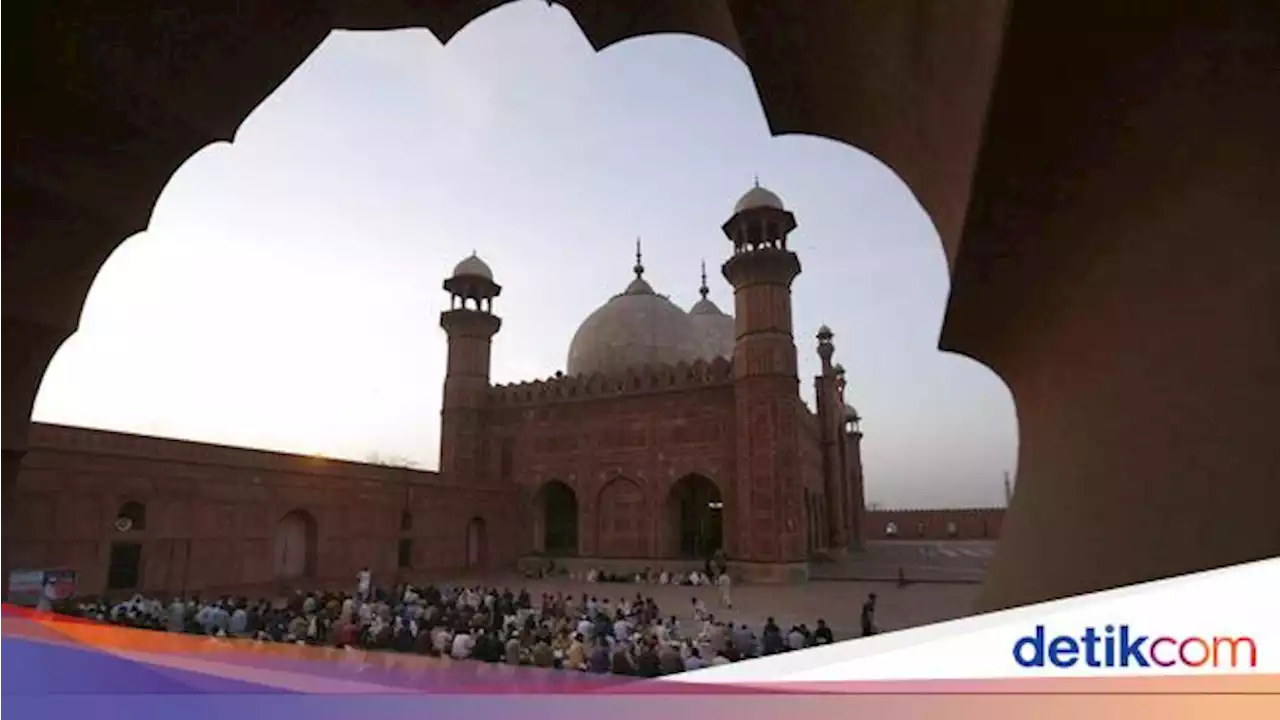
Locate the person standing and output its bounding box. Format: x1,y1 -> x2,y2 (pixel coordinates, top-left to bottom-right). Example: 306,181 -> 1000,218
167,597 -> 186,632
356,566 -> 372,602
860,593 -> 878,637
716,570 -> 733,609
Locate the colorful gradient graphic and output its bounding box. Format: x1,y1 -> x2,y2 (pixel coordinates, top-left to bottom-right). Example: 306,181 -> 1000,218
4,605 -> 1277,718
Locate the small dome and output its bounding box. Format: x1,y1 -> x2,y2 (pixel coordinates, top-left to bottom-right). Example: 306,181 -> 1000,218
688,261 -> 735,361
844,404 -> 860,421
733,184 -> 785,214
817,324 -> 834,340
689,297 -> 736,361
452,253 -> 493,280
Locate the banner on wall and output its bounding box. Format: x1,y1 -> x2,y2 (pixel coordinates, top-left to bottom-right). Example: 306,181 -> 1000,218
7,568 -> 77,607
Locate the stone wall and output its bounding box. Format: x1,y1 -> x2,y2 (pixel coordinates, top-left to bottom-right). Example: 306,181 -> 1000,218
9,423 -> 518,598
10,421 -> 994,598
865,507 -> 1004,540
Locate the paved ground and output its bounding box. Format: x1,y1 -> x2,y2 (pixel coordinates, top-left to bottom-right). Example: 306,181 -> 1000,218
811,540 -> 998,583
444,573 -> 981,642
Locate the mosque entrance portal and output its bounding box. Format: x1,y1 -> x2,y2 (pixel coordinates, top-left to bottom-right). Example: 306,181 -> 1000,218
668,474 -> 723,559
536,480 -> 579,556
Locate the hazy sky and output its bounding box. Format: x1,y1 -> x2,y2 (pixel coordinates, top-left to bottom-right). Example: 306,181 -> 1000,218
31,1 -> 1017,509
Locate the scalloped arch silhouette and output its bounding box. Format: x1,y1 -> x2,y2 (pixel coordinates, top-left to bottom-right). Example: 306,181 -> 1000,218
15,2 -> 1270,614
15,4 -> 1013,602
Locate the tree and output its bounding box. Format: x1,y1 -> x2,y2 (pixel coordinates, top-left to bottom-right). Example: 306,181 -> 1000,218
364,452 -> 420,469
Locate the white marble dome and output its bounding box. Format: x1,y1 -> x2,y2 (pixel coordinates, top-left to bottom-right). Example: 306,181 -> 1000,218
689,296 -> 736,361
452,252 -> 493,280
567,270 -> 703,377
733,184 -> 785,214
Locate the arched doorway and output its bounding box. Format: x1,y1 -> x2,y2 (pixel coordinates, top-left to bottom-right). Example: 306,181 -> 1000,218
274,509 -> 317,580
466,517 -> 487,569
667,474 -> 723,558
107,542 -> 143,590
535,480 -> 578,556
596,477 -> 648,558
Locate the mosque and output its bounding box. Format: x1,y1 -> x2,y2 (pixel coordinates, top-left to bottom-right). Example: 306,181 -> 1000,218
446,182 -> 867,583
7,184 -> 997,598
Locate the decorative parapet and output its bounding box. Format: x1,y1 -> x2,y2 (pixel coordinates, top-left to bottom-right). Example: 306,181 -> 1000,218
489,356 -> 734,406
24,422 -> 446,486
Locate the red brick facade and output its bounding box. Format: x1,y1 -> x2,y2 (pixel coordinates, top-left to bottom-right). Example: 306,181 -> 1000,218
9,421 -> 1002,597
865,508 -> 1005,541
9,423 -> 521,599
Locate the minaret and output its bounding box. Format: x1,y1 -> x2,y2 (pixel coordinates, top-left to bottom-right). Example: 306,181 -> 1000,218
836,365 -> 867,548
721,181 -> 807,582
814,326 -> 850,552
439,253 -> 502,486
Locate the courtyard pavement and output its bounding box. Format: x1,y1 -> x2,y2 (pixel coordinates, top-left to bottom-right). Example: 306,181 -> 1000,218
442,573 -> 982,642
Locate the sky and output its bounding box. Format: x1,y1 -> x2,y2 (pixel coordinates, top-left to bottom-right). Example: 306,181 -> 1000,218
31,1 -> 1017,509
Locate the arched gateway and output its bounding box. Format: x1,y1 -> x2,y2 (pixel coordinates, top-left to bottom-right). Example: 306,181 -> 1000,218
535,480 -> 579,556
667,474 -> 723,558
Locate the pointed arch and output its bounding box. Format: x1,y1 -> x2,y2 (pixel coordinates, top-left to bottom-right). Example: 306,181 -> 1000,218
534,479 -> 579,556
596,476 -> 648,558
665,473 -> 723,558
274,508 -> 318,579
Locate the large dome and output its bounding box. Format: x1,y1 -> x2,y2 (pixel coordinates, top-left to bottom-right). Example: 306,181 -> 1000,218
566,243 -> 703,377
567,280 -> 703,377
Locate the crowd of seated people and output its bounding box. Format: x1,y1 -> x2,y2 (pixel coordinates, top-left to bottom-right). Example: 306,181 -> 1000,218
56,581 -> 843,676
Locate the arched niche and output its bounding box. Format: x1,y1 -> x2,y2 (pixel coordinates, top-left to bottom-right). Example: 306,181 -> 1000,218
274,508 -> 318,579
596,476 -> 647,558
